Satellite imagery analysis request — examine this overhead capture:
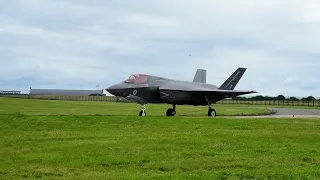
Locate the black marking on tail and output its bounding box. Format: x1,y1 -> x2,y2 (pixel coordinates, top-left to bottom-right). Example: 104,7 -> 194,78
219,67 -> 247,90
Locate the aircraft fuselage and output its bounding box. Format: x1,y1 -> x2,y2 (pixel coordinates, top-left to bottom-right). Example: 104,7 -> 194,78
106,75 -> 220,105
105,68 -> 256,117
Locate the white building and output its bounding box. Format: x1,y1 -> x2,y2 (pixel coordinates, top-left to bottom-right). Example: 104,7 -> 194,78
0,90 -> 21,95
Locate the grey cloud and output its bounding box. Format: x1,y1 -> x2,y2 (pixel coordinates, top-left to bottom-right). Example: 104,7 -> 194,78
1,0 -> 320,97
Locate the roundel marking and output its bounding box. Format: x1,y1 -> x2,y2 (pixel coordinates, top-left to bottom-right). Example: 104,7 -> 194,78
133,90 -> 138,95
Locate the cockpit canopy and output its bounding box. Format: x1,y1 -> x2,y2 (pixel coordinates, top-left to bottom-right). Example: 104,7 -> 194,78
123,74 -> 149,83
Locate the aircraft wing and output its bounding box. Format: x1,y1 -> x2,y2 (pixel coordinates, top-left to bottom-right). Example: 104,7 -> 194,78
191,89 -> 257,96
159,86 -> 257,98
177,89 -> 255,96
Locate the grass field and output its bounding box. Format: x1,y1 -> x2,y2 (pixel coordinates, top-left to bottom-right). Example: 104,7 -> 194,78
3,94 -> 320,108
0,97 -> 270,116
1,97 -> 319,179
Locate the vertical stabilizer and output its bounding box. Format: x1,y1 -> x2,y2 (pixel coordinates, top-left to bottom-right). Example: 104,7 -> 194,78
193,69 -> 206,83
219,67 -> 247,90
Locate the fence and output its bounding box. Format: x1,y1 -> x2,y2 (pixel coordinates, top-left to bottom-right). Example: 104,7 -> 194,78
0,94 -> 129,102
1,94 -> 320,107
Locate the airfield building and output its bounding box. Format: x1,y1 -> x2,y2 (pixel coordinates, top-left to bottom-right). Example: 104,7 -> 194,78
29,89 -> 105,96
0,90 -> 21,95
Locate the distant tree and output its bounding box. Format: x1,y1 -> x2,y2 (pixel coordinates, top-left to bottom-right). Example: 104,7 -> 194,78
254,95 -> 264,101
288,96 -> 298,101
277,94 -> 286,101
232,96 -> 243,100
264,96 -> 271,100
307,96 -> 316,101
300,96 -> 315,101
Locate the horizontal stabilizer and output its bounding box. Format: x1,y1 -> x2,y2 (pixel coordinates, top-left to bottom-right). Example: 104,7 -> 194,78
193,69 -> 206,83
219,67 -> 247,90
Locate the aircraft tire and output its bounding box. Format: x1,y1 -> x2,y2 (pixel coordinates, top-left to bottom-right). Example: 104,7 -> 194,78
139,110 -> 146,116
208,109 -> 216,117
166,108 -> 176,116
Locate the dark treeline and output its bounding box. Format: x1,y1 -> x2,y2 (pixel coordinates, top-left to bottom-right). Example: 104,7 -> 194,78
233,95 -> 319,101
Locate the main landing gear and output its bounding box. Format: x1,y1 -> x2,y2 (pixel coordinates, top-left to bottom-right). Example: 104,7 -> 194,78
206,96 -> 216,117
208,104 -> 216,117
166,104 -> 176,116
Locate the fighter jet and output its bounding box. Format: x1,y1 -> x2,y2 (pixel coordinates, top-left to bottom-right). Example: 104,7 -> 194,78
106,67 -> 257,117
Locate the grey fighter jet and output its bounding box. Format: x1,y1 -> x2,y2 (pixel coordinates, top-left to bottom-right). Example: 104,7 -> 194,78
106,67 -> 257,117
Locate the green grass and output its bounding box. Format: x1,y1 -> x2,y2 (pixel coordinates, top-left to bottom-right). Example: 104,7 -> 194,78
0,97 -> 270,116
0,114 -> 319,179
0,97 -> 319,179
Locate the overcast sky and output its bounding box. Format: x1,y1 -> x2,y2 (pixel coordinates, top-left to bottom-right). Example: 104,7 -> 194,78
1,0 -> 320,97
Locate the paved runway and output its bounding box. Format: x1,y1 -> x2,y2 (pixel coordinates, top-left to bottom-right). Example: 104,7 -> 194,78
270,107 -> 320,116
236,107 -> 320,118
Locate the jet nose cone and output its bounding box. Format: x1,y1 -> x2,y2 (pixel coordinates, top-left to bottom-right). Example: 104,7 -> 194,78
106,84 -> 120,96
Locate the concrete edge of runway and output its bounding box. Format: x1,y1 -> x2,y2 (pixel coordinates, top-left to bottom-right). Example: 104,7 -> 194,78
232,115 -> 320,118
229,107 -> 320,119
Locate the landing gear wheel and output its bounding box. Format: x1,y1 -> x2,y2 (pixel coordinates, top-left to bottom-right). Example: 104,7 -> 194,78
208,108 -> 216,117
139,110 -> 146,116
166,108 -> 176,116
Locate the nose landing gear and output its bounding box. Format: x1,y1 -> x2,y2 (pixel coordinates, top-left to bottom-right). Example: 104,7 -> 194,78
139,104 -> 146,116
166,104 -> 176,116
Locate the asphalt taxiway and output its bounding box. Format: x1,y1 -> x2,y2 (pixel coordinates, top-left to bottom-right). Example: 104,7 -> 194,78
236,107 -> 320,118
271,107 -> 320,115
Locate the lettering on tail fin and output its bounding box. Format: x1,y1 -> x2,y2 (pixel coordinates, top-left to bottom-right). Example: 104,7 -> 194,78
193,69 -> 206,83
219,67 -> 247,90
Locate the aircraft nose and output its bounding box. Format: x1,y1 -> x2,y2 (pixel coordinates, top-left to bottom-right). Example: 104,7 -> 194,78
106,84 -> 120,95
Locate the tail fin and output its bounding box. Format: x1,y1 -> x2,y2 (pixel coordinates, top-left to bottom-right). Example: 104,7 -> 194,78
193,69 -> 206,83
219,67 -> 247,90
